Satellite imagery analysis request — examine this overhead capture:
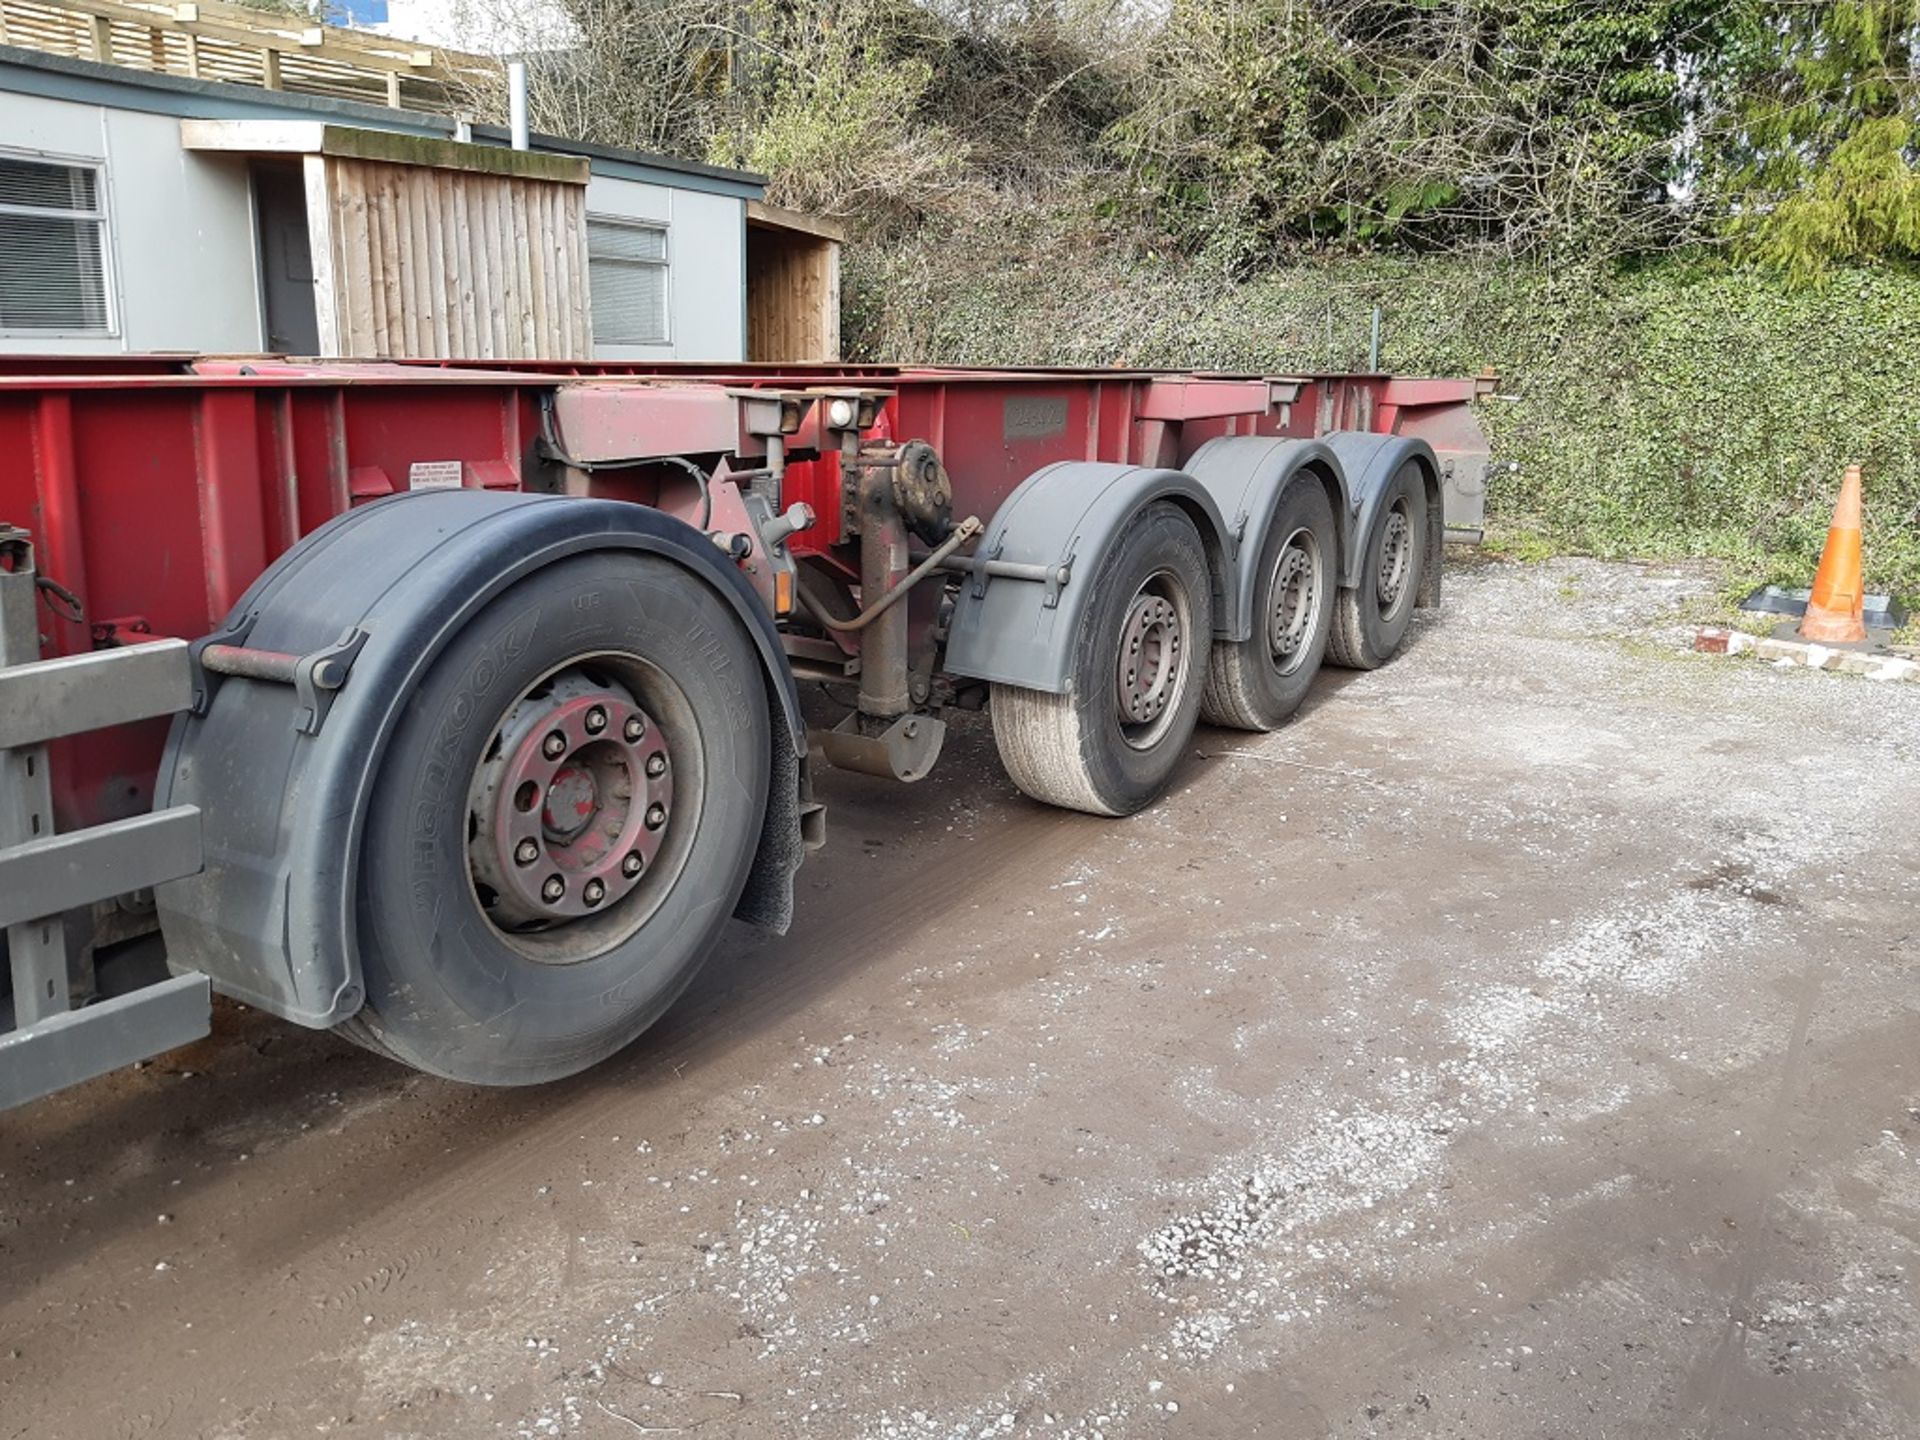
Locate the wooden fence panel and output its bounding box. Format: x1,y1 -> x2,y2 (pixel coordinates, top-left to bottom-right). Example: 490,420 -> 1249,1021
318,157 -> 589,359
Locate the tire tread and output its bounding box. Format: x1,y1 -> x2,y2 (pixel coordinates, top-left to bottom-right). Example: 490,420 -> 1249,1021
1327,586 -> 1379,669
990,682 -> 1119,817
1200,641 -> 1267,728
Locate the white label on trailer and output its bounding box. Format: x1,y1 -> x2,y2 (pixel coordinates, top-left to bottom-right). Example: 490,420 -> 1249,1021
409,460 -> 465,491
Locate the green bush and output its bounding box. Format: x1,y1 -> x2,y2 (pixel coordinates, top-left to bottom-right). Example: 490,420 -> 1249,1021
1483,262 -> 1920,604
846,234 -> 1920,600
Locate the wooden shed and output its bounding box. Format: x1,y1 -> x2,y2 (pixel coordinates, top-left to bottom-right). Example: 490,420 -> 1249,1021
181,119 -> 590,359
745,201 -> 844,363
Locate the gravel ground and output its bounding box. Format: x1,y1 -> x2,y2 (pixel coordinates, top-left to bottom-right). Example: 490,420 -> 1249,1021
3,553 -> 1917,1440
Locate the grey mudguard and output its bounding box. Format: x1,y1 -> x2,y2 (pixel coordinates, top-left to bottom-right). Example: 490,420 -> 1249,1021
1320,431 -> 1443,604
944,462 -> 1236,693
153,490 -> 808,1030
1183,436 -> 1350,642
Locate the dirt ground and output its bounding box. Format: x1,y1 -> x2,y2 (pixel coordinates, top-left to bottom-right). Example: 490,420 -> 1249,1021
3,553 -> 1918,1440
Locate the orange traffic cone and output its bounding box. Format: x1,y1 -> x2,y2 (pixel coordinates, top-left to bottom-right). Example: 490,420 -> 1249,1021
1797,464 -> 1867,644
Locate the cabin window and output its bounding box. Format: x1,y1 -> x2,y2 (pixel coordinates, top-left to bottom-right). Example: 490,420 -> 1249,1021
0,154 -> 112,335
586,216 -> 668,346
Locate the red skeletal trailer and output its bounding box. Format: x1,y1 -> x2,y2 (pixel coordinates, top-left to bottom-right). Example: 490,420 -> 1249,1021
0,356 -> 1492,1099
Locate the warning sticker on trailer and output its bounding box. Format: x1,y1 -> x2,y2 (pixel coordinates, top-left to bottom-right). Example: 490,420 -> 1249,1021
409,460 -> 465,491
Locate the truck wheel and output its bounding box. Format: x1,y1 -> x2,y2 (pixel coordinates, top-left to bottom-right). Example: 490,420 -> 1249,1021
991,501 -> 1212,816
346,550 -> 771,1085
1201,475 -> 1336,729
1329,460 -> 1427,670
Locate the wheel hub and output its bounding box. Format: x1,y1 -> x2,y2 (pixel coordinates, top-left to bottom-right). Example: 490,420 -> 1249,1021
1267,528 -> 1320,664
1376,504 -> 1412,610
542,765 -> 599,842
468,670 -> 673,929
1117,589 -> 1183,727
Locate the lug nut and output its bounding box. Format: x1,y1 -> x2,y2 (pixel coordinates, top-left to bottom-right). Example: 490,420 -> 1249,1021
541,875 -> 565,903
645,752 -> 667,777
623,715 -> 645,742
621,851 -> 644,878
542,730 -> 567,759
584,705 -> 608,734
582,878 -> 606,906
645,803 -> 667,830
514,839 -> 539,867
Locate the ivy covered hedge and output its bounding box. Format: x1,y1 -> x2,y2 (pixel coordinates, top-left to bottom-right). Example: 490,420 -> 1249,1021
1473,264 -> 1920,602
846,240 -> 1920,601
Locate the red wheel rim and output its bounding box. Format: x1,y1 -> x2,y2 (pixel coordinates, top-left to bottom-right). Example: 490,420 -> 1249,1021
468,668 -> 675,932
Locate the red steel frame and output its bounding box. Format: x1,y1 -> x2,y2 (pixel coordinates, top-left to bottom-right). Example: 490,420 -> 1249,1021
0,357 -> 1490,833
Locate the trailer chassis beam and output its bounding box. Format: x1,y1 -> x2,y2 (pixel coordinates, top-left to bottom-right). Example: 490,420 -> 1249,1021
0,527 -> 210,1109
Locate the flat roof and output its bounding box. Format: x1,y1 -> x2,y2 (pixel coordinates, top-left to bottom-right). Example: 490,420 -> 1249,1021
748,199 -> 847,244
180,119 -> 593,184
0,43 -> 767,200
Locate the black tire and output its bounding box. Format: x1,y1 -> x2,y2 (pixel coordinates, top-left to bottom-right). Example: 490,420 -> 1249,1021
991,501 -> 1212,816
347,550 -> 771,1085
1201,475 -> 1337,730
1328,460 -> 1427,670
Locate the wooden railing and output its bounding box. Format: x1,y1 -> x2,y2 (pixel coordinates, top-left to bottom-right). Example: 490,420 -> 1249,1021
0,0 -> 501,114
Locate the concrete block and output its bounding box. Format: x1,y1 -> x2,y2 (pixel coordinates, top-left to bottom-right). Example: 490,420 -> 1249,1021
1693,626 -> 1919,683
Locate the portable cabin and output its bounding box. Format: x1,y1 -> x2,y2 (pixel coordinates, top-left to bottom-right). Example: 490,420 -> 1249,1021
0,24 -> 843,361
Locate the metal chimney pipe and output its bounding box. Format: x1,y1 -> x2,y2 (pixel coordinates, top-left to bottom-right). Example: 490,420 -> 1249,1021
508,61 -> 529,151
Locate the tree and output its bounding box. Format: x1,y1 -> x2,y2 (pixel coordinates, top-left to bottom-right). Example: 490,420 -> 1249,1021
1715,1 -> 1920,278
484,0 -> 1920,274
1103,1 -> 1737,263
